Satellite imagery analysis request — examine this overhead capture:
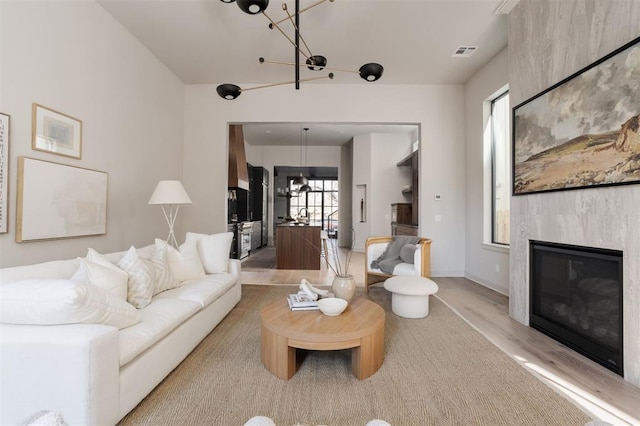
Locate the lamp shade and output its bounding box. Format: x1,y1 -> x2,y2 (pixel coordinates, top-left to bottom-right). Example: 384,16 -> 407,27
292,175 -> 307,186
359,63 -> 384,82
217,84 -> 242,100
148,180 -> 192,205
236,0 -> 268,14
306,55 -> 327,71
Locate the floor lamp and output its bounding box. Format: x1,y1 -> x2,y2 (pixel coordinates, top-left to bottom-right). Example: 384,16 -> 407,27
148,180 -> 192,248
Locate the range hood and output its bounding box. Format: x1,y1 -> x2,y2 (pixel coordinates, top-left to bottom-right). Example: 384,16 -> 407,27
228,124 -> 249,190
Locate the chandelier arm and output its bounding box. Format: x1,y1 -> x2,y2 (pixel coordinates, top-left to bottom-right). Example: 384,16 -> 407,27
295,0 -> 299,89
260,58 -> 359,74
262,11 -> 311,61
240,74 -> 334,92
283,5 -> 313,58
271,0 -> 331,26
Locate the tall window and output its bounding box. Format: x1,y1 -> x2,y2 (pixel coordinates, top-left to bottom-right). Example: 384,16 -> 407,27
289,178 -> 339,236
491,91 -> 511,245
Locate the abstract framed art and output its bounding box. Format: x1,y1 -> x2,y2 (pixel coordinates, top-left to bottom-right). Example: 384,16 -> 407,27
512,36 -> 640,196
32,103 -> 82,159
16,157 -> 108,242
0,112 -> 9,233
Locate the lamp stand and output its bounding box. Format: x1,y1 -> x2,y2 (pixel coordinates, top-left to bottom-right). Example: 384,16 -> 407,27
160,204 -> 181,248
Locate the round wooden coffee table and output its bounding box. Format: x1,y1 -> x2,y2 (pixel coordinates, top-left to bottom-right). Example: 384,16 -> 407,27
260,297 -> 385,380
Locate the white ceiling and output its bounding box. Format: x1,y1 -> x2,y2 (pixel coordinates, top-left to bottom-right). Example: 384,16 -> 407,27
97,0 -> 513,146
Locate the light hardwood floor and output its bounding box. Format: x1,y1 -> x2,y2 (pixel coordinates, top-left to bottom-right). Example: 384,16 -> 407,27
241,247 -> 640,425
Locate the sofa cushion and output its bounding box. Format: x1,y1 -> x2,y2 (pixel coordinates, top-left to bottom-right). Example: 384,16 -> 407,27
185,232 -> 233,274
0,279 -> 141,329
118,298 -> 200,366
0,258 -> 80,285
117,246 -> 155,309
149,240 -> 179,295
71,258 -> 128,300
152,274 -> 237,308
166,238 -> 206,282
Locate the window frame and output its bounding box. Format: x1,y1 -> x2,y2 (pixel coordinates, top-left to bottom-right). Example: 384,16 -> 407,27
490,90 -> 510,246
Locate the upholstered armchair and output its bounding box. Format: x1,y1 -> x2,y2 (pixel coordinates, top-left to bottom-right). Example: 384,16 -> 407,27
364,236 -> 431,293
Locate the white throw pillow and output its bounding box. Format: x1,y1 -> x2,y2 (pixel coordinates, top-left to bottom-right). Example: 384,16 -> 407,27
71,257 -> 128,300
166,238 -> 206,282
150,239 -> 179,295
117,246 -> 155,309
185,232 -> 233,274
87,247 -> 120,270
0,279 -> 141,329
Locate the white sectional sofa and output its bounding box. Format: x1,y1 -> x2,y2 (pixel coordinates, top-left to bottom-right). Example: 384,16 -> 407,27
0,233 -> 241,425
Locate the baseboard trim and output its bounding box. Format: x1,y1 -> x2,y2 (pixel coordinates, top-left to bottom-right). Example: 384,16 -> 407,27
430,270 -> 465,278
464,272 -> 509,296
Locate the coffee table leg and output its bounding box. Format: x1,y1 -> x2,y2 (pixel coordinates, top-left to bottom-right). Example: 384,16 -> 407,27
261,324 -> 296,380
351,327 -> 385,380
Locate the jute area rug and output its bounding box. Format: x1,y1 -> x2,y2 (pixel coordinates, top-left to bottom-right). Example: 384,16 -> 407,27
118,285 -> 591,426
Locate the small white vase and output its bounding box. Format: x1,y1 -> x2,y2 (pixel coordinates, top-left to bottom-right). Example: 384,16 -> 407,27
332,274 -> 356,304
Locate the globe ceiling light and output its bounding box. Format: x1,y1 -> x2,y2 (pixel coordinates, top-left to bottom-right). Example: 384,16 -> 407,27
359,63 -> 384,82
299,182 -> 312,192
292,175 -> 308,186
218,0 -> 384,100
306,55 -> 327,71
216,84 -> 242,100
236,0 -> 269,15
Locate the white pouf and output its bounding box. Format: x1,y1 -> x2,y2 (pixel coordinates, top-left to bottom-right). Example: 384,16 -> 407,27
383,276 -> 439,318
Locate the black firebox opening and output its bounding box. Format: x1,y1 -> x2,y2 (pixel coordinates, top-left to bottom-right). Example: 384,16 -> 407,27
529,240 -> 623,376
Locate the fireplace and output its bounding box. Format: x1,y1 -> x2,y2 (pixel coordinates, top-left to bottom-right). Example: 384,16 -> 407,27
529,241 -> 623,375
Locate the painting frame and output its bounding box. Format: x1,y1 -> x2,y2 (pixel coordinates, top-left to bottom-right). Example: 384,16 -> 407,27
512,36 -> 640,196
32,103 -> 83,159
16,157 -> 108,242
0,112 -> 9,233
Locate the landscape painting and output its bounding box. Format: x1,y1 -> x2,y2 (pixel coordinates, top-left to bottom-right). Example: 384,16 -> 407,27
513,36 -> 640,195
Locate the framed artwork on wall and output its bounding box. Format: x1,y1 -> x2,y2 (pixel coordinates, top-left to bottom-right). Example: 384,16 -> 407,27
32,103 -> 82,159
16,157 -> 108,242
512,36 -> 640,196
0,112 -> 9,233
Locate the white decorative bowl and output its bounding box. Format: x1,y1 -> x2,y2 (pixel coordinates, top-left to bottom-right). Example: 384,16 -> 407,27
317,298 -> 348,316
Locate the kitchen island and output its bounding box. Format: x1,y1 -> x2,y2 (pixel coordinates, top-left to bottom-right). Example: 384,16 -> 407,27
276,224 -> 321,270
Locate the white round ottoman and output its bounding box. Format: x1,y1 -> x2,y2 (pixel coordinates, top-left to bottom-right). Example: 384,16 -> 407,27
383,276 -> 438,318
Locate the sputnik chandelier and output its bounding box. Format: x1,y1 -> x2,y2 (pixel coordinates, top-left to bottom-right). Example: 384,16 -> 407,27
217,0 -> 384,100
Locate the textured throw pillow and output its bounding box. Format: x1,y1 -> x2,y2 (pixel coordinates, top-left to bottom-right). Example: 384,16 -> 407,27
400,244 -> 417,264
185,232 -> 233,274
117,246 -> 155,309
166,238 -> 206,282
150,239 -> 179,295
0,279 -> 141,329
71,257 -> 128,300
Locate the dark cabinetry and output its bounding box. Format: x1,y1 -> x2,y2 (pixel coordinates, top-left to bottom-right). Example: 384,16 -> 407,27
392,151 -> 419,235
391,203 -> 412,225
250,166 -> 269,247
251,221 -> 262,251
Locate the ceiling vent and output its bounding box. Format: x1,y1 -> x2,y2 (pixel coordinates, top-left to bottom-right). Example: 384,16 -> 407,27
452,46 -> 478,58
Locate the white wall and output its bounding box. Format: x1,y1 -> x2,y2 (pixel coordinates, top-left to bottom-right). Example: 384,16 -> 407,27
0,1 -> 184,267
182,83 -> 466,276
464,48 -> 510,295
509,0 -> 640,386
352,134 -> 372,250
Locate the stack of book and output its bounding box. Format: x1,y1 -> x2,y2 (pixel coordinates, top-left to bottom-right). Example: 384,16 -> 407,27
287,293 -> 319,311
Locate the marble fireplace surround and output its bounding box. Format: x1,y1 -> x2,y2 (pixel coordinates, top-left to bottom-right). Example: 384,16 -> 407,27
509,188 -> 640,387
